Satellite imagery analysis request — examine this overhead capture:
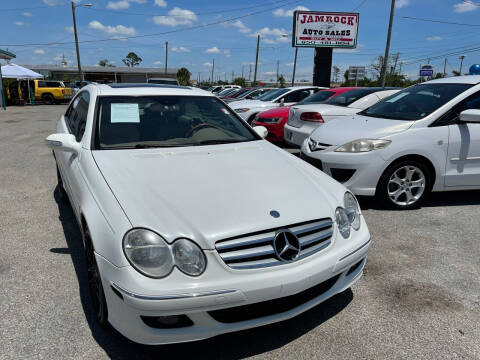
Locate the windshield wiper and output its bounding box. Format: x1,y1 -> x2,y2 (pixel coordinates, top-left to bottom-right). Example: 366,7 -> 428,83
194,139 -> 247,146
134,144 -> 189,148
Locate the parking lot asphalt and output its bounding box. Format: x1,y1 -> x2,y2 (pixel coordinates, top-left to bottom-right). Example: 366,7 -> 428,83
0,105 -> 479,360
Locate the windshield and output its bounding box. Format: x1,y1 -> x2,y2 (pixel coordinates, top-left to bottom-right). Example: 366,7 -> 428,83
217,88 -> 237,97
298,90 -> 336,105
325,88 -> 376,107
361,83 -> 473,120
95,96 -> 258,149
258,88 -> 289,101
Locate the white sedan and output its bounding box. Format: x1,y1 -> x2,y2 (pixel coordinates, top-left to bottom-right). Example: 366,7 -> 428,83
230,86 -> 323,124
284,88 -> 399,147
46,83 -> 370,344
301,76 -> 480,209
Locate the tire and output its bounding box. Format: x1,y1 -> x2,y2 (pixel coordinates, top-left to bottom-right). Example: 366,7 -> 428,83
247,114 -> 257,125
84,227 -> 109,327
42,94 -> 54,105
56,166 -> 69,203
376,160 -> 432,210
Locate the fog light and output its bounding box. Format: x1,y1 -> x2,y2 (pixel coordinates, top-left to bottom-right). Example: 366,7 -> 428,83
141,315 -> 193,329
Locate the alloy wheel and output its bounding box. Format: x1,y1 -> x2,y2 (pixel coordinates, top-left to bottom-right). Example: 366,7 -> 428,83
387,165 -> 426,207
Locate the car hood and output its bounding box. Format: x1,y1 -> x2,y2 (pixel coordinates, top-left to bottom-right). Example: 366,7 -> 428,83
258,106 -> 290,118
93,142 -> 342,249
310,114 -> 413,145
230,99 -> 274,109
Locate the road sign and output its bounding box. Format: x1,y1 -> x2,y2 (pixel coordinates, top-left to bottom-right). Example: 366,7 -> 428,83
419,65 -> 433,77
347,66 -> 365,81
292,11 -> 359,48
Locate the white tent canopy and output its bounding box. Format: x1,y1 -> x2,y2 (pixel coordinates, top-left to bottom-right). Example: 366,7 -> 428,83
1,63 -> 43,79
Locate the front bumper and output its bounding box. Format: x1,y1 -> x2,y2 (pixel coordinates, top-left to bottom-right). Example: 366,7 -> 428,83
300,139 -> 388,196
97,224 -> 370,345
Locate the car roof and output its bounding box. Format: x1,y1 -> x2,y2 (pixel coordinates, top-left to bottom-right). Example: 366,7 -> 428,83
424,75 -> 480,85
91,83 -> 212,97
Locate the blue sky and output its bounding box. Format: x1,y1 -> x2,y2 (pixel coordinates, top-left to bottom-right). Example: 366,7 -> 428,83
2,0 -> 480,81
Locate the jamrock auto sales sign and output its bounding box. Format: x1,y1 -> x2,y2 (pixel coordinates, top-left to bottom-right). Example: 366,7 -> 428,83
292,11 -> 359,48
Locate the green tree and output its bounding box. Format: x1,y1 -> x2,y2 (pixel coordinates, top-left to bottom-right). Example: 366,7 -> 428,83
98,59 -> 115,67
278,74 -> 286,88
452,70 -> 461,76
122,52 -> 142,67
176,67 -> 191,86
232,77 -> 246,87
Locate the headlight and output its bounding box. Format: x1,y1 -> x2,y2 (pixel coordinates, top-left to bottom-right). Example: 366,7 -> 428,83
235,108 -> 250,113
259,116 -> 282,124
335,207 -> 351,239
335,139 -> 391,153
123,229 -> 173,278
123,229 -> 206,278
344,192 -> 361,230
172,239 -> 206,276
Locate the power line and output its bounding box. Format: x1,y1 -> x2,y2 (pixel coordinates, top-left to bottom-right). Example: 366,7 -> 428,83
401,16 -> 480,27
0,0 -> 301,47
352,0 -> 368,11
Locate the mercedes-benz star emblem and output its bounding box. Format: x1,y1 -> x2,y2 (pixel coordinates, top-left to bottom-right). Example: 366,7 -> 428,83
273,230 -> 301,262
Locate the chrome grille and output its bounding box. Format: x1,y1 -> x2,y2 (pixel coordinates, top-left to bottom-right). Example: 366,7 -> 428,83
215,218 -> 333,270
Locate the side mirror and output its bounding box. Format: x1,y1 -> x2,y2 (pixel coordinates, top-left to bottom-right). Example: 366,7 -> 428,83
45,133 -> 81,155
253,126 -> 268,139
279,98 -> 285,106
459,109 -> 480,123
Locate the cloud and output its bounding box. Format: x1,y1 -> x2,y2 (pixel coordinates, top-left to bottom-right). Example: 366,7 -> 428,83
64,26 -> 74,33
223,20 -> 250,34
153,61 -> 163,65
395,0 -> 409,8
205,46 -> 221,53
249,27 -> 289,43
14,21 -> 24,26
286,62 -> 295,66
23,12 -> 32,17
34,49 -> 46,55
273,6 -> 309,17
153,7 -> 197,26
154,0 -> 167,7
203,62 -> 213,67
88,20 -> 136,36
205,47 -> 230,56
43,0 -> 62,6
172,46 -> 190,52
426,36 -> 443,41
265,71 -> 276,76
107,0 -> 130,10
453,1 -> 477,12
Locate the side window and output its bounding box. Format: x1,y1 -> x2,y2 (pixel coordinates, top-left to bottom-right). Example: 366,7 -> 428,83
283,90 -> 312,103
433,91 -> 480,127
37,81 -> 46,88
75,92 -> 90,142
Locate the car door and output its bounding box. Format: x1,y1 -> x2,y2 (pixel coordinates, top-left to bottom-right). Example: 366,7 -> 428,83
444,92 -> 480,187
56,91 -> 89,214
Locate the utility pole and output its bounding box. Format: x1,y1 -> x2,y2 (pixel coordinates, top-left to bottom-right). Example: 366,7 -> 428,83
276,60 -> 280,86
211,59 -> 215,85
291,47 -> 298,86
253,34 -> 260,86
71,1 -> 92,81
380,0 -> 395,87
443,58 -> 447,77
459,55 -> 466,75
164,41 -> 168,75
241,65 -> 244,78
249,64 -> 252,81
232,70 -> 234,83
398,61 -> 403,76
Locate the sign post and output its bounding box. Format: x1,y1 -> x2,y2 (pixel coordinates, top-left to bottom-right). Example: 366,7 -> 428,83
292,11 -> 359,87
348,66 -> 365,86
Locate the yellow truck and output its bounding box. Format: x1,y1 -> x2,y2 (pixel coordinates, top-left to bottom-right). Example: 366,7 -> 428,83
7,80 -> 73,105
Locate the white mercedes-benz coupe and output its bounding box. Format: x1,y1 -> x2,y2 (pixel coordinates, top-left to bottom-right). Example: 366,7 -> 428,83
301,76 -> 480,210
46,84 -> 370,345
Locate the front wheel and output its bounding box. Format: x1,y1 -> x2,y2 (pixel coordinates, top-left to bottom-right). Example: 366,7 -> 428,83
84,228 -> 109,326
377,160 -> 431,210
42,94 -> 54,105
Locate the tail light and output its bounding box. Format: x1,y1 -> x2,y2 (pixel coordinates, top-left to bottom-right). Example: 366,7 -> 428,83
62,88 -> 65,95
300,112 -> 324,122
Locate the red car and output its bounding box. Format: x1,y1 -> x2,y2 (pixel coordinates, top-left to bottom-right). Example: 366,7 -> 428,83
251,87 -> 358,143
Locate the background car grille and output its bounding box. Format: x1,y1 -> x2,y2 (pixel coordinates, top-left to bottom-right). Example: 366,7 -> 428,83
215,218 -> 334,270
